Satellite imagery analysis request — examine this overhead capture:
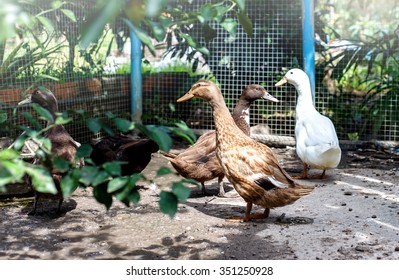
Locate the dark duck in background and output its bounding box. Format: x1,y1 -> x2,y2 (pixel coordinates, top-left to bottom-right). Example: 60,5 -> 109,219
18,88 -> 84,214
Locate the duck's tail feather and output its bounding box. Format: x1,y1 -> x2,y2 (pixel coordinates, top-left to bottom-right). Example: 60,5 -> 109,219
159,150 -> 177,159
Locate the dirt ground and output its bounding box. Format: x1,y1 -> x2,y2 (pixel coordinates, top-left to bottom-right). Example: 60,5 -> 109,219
1,142 -> 399,260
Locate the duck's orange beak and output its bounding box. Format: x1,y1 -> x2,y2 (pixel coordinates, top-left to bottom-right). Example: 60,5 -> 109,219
275,77 -> 288,87
177,91 -> 195,102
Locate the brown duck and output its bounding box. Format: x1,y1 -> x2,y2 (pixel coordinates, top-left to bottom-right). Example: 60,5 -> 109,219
18,88 -> 84,214
177,80 -> 314,222
161,84 -> 278,197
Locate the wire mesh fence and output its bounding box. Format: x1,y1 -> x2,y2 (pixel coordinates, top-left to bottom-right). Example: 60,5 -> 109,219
0,0 -> 131,143
148,0 -> 303,138
1,0 -> 398,145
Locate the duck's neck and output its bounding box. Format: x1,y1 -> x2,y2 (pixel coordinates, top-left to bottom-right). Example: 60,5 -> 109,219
210,100 -> 246,146
44,103 -> 59,128
232,98 -> 251,136
294,81 -> 317,118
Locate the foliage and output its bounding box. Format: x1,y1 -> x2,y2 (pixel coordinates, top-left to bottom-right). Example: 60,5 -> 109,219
1,101 -> 196,214
317,20 -> 399,140
316,0 -> 398,41
80,0 -> 252,73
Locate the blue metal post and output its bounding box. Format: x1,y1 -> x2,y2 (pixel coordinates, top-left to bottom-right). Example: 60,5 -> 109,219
130,30 -> 142,123
302,0 -> 316,103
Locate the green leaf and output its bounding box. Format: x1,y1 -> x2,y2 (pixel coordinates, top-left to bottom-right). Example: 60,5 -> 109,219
114,118 -> 134,132
199,4 -> 217,24
237,11 -> 253,38
91,170 -> 110,187
221,18 -> 237,35
93,184 -> 113,210
107,176 -> 130,193
202,24 -> 217,42
1,160 -> 26,181
80,0 -> 125,49
0,111 -> 7,123
31,103 -> 54,123
157,166 -> 173,176
102,124 -> 115,136
25,166 -> 57,194
127,189 -> 140,205
60,9 -> 77,23
41,138 -> 52,153
168,102 -> 176,112
0,149 -> 20,160
53,157 -> 70,172
78,166 -> 99,186
103,161 -> 123,176
168,121 -> 197,144
159,191 -> 178,218
22,112 -> 42,130
0,164 -> 24,187
177,31 -> 210,56
55,115 -> 72,125
12,134 -> 29,151
136,124 -> 172,152
172,182 -> 191,203
147,20 -> 166,42
233,0 -> 246,10
36,16 -> 54,33
114,173 -> 142,202
51,0 -> 63,9
76,144 -> 93,159
145,0 -> 168,17
87,118 -> 102,133
124,19 -> 157,56
61,173 -> 79,198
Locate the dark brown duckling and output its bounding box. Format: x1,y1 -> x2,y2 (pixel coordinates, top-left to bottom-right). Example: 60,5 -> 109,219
18,88 -> 84,215
90,134 -> 159,176
161,84 -> 278,197
177,80 -> 314,222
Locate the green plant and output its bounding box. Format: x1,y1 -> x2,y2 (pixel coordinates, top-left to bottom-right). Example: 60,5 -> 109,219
1,101 -> 197,217
319,26 -> 399,140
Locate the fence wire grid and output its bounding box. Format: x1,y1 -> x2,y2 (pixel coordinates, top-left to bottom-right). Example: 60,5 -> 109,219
0,0 -> 398,145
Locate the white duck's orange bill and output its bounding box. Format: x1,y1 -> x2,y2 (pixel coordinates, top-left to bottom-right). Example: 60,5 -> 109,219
275,77 -> 288,87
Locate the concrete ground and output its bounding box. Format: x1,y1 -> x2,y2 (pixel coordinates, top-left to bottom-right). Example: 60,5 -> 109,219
0,145 -> 398,260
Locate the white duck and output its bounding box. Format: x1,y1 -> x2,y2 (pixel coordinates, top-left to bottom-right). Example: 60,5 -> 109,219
275,68 -> 341,179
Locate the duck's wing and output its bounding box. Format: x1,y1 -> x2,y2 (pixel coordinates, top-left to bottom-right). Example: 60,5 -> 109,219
297,114 -> 340,149
222,143 -> 295,191
175,131 -> 217,164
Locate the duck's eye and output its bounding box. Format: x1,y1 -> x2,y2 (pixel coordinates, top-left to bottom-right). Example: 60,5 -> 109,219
290,71 -> 293,74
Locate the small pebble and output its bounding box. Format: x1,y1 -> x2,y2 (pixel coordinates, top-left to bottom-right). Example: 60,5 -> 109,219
355,245 -> 366,252
395,246 -> 399,252
341,203 -> 347,206
371,215 -> 377,218
344,191 -> 353,196
349,208 -> 353,212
